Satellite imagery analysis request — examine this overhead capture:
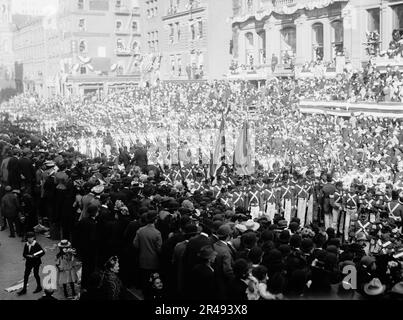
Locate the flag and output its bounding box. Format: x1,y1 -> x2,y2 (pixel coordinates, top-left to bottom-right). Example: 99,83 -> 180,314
166,132 -> 172,168
211,114 -> 226,177
234,121 -> 254,176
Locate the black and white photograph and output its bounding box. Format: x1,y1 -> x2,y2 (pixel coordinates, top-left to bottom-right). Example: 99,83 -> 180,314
1,0 -> 403,308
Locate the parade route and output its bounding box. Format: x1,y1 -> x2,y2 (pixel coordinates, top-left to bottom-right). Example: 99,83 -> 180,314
0,231 -> 66,300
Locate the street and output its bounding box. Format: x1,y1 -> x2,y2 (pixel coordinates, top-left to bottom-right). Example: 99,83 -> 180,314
0,230 -> 67,300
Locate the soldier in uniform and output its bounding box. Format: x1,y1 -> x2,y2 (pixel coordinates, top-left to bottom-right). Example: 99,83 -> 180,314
322,174 -> 336,230
294,174 -> 309,228
305,170 -> 315,226
232,183 -> 247,211
279,174 -> 295,224
247,181 -> 261,220
331,181 -> 344,232
171,164 -> 183,183
262,178 -> 277,222
342,183 -> 359,242
387,190 -> 403,226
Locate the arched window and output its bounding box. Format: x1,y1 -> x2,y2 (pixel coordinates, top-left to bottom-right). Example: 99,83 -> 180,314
132,41 -> 139,52
257,30 -> 266,64
79,40 -> 87,53
116,38 -> 124,50
280,26 -> 296,64
116,20 -> 122,31
245,32 -> 254,66
245,32 -> 254,48
132,21 -> 138,32
312,23 -> 324,61
331,20 -> 344,57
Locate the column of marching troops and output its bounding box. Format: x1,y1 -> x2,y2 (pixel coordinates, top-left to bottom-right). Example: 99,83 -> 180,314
160,164 -> 403,249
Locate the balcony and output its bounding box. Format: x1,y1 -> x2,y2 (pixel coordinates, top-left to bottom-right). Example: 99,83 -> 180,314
114,6 -> 140,15
115,48 -> 133,56
272,0 -> 296,6
163,4 -> 205,20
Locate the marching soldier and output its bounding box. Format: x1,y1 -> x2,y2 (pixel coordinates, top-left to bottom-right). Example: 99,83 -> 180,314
247,182 -> 261,220
294,174 -> 310,228
387,190 -> 403,227
279,176 -> 295,224
305,170 -> 315,226
232,184 -> 247,210
322,174 -> 336,230
172,164 -> 183,183
342,184 -> 359,242
262,179 -> 278,222
332,181 -> 344,232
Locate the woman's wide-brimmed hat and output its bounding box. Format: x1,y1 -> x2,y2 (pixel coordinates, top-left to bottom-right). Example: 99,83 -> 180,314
242,219 -> 260,231
58,239 -> 71,248
363,278 -> 386,296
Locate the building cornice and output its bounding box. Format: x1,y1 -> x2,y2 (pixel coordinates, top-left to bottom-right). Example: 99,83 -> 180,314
162,7 -> 206,21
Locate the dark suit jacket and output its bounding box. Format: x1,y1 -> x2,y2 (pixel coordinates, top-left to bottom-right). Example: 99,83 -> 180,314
190,264 -> 217,300
73,217 -> 100,260
1,192 -> 20,218
23,241 -> 45,266
228,278 -> 248,300
19,157 -> 35,183
133,148 -> 148,170
7,156 -> 21,189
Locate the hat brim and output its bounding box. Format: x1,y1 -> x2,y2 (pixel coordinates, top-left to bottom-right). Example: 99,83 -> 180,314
364,284 -> 386,296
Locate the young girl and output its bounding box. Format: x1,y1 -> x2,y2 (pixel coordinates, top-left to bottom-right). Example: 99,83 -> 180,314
251,265 -> 284,300
56,240 -> 80,299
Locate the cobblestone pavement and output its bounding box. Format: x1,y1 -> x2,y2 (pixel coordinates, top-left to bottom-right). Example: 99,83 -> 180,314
0,229 -> 71,300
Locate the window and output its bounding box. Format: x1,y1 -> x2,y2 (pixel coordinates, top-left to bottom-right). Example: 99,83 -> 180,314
78,0 -> 84,10
191,23 -> 196,40
312,23 -> 324,61
116,0 -> 121,8
392,4 -> 403,29
117,38 -> 125,50
198,20 -> 203,38
170,55 -> 176,74
177,55 -> 182,76
367,8 -> 380,32
78,19 -> 86,31
176,22 -> 180,42
80,66 -> 87,74
132,21 -> 138,32
116,20 -> 122,31
247,0 -> 253,12
132,41 -> 138,52
79,40 -> 87,53
246,32 -> 254,48
331,20 -> 344,57
169,24 -> 174,43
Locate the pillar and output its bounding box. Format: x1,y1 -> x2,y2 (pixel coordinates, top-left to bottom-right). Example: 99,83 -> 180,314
264,16 -> 280,70
238,30 -> 246,65
323,19 -> 332,62
380,2 -> 393,52
295,13 -> 308,67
